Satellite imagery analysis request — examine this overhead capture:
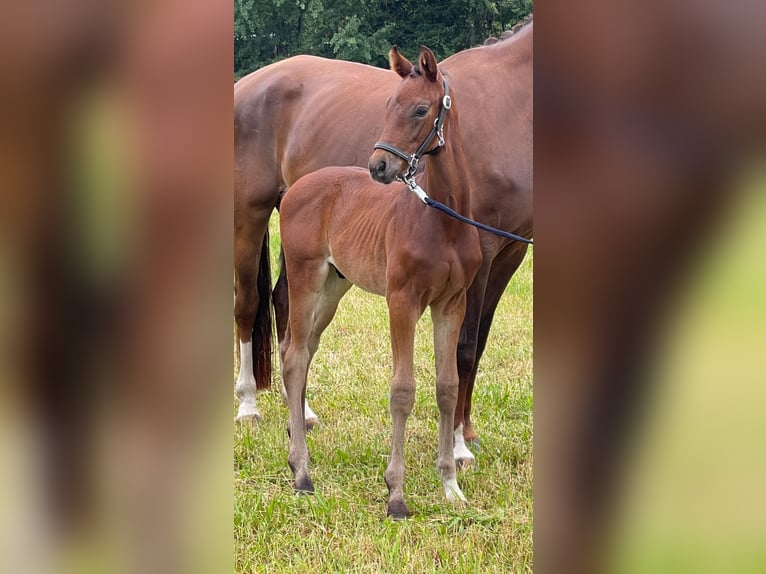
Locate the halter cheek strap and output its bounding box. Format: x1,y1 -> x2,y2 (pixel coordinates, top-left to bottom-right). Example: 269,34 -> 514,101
373,78 -> 452,179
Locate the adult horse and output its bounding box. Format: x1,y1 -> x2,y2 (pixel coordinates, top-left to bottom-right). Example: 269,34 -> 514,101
280,46 -> 481,517
234,22 -> 532,465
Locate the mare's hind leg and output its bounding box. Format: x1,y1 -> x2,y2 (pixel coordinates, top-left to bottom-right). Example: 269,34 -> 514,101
282,260 -> 350,493
384,290 -> 420,519
234,200 -> 272,423
432,295 -> 468,503
462,244 -> 529,441
455,243 -> 528,461
454,260 -> 491,467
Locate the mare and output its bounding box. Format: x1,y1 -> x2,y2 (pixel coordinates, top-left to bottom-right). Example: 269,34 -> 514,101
233,22 -> 533,466
279,46 -> 482,518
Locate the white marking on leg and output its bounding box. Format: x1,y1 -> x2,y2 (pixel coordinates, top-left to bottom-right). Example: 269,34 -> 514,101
303,400 -> 319,425
235,340 -> 261,421
453,424 -> 475,466
443,477 -> 467,503
282,380 -> 319,426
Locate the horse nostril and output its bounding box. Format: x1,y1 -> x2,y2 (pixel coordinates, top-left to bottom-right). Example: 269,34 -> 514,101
377,159 -> 387,175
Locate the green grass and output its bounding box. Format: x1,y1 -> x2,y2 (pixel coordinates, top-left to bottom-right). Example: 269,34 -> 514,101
234,213 -> 533,573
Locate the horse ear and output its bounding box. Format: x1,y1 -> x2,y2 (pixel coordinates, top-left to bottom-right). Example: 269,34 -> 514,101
418,46 -> 438,82
389,46 -> 413,79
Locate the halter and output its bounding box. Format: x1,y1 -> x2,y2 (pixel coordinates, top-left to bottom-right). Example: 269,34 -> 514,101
373,78 -> 452,181
374,76 -> 533,245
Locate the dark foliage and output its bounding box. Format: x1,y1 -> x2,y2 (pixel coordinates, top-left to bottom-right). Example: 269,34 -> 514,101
234,0 -> 533,78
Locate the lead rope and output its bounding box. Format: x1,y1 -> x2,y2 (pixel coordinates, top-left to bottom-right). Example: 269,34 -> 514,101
400,174 -> 534,244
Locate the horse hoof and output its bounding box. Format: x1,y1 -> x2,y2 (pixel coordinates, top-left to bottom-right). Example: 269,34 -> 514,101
465,437 -> 481,452
443,477 -> 468,503
305,417 -> 321,432
386,500 -> 409,520
454,438 -> 476,470
294,477 -> 315,494
236,412 -> 261,425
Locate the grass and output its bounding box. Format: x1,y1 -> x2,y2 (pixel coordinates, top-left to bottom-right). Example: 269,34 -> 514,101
234,213 -> 533,573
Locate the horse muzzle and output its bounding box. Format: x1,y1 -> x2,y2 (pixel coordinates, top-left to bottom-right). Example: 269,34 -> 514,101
368,150 -> 404,185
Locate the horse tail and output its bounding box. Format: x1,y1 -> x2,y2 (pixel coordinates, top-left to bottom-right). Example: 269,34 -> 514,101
253,227 -> 273,390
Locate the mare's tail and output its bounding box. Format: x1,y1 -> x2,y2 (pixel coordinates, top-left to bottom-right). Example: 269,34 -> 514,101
253,227 -> 273,390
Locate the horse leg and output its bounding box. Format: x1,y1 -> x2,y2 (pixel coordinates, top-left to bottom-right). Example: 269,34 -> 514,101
281,265 -> 323,493
234,201 -> 273,423
282,260 -> 349,492
384,290 -> 420,519
463,244 -> 529,442
283,336 -> 313,494
454,261 -> 490,467
274,248 -> 326,429
432,295 -> 468,503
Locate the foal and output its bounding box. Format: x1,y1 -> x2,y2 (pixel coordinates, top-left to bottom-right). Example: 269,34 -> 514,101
279,46 -> 482,518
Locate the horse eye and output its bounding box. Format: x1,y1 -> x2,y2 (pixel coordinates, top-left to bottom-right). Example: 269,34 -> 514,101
415,106 -> 429,118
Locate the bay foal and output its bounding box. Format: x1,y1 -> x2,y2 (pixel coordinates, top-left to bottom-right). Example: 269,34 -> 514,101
279,46 -> 482,517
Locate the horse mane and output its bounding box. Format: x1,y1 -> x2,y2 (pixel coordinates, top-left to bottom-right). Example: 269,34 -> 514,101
483,13 -> 533,46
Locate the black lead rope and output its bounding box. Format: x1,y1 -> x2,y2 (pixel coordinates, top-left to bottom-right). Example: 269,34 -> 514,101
423,195 -> 534,244
400,174 -> 533,244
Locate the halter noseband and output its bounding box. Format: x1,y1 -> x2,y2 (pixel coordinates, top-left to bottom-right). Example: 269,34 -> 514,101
373,78 -> 452,180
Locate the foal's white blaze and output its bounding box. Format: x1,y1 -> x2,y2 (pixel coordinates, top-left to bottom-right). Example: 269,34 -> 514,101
235,340 -> 261,421
443,477 -> 467,503
453,423 -> 475,465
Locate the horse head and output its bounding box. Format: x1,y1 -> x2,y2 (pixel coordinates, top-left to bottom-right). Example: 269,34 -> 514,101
369,46 -> 453,184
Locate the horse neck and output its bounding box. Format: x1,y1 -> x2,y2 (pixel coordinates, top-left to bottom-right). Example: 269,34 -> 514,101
421,106 -> 472,214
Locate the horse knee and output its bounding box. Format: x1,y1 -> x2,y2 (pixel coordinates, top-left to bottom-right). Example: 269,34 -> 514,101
389,381 -> 414,415
282,347 -> 307,387
436,378 -> 458,411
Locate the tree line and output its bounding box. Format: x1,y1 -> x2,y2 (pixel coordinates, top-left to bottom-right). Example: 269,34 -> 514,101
235,0 -> 533,78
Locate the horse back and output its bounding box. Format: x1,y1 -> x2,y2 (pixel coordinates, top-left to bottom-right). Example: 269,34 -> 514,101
235,57 -> 396,191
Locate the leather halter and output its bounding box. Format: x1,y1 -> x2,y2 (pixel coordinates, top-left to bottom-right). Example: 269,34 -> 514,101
373,76 -> 533,245
373,78 -> 452,180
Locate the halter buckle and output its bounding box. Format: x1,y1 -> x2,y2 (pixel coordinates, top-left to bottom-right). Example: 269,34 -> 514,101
442,94 -> 452,110
435,118 -> 445,147
405,155 -> 419,178
401,173 -> 429,203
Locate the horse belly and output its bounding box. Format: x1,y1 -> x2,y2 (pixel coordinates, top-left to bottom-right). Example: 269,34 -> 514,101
328,240 -> 387,296
326,189 -> 391,296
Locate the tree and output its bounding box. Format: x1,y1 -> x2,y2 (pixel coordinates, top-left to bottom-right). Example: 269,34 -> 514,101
234,0 -> 305,76
234,0 -> 534,78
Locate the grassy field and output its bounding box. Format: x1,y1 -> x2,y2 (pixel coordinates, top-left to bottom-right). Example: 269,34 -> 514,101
234,213 -> 533,573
